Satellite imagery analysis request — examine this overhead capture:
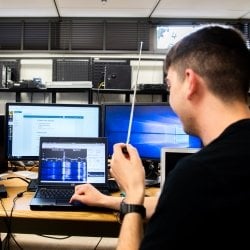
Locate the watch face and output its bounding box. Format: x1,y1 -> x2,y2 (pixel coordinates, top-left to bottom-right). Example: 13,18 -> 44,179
120,201 -> 128,216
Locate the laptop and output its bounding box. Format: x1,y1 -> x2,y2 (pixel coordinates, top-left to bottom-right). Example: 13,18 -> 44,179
30,137 -> 110,211
160,147 -> 200,190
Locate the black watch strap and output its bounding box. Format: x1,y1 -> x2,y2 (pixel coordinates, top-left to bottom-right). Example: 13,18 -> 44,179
120,199 -> 146,221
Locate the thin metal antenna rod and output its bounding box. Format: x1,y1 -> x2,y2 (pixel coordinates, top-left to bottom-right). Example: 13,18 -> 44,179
126,41 -> 143,145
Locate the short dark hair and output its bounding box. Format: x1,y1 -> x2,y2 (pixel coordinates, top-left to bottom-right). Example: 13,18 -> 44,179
165,25 -> 250,102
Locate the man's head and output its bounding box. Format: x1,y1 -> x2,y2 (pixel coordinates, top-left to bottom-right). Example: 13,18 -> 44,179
165,25 -> 250,141
165,25 -> 250,103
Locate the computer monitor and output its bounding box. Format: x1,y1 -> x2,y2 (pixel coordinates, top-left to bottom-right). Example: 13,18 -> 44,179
5,103 -> 101,161
0,115 -> 8,173
160,147 -> 200,189
103,103 -> 202,161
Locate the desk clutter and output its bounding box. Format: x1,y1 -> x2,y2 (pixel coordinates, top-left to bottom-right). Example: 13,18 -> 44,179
0,58 -> 165,90
0,171 -> 122,249
0,168 -> 159,245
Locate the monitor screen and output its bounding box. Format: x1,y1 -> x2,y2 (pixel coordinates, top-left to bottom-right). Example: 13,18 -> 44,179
160,147 -> 200,189
0,115 -> 8,173
103,103 -> 202,161
5,103 -> 101,161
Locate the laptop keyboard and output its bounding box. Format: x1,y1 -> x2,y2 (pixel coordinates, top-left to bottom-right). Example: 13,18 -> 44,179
29,179 -> 120,193
36,187 -> 110,199
36,188 -> 74,199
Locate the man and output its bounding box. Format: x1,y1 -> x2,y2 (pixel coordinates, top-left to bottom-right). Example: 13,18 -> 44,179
71,25 -> 250,248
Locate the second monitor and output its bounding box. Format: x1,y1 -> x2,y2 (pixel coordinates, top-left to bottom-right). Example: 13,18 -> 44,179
5,103 -> 101,161
103,103 -> 202,162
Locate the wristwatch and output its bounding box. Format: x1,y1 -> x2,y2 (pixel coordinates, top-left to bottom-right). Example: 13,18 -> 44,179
119,199 -> 146,221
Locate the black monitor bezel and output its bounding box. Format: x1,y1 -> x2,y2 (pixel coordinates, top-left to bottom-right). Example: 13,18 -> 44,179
5,102 -> 101,161
0,114 -> 8,173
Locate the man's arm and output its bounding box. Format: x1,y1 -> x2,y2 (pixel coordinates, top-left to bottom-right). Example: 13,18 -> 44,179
70,184 -> 158,219
117,213 -> 144,250
144,196 -> 158,219
110,143 -> 146,250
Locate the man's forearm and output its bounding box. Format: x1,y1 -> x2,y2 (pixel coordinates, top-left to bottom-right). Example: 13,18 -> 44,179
102,195 -> 123,210
117,213 -> 144,250
144,196 -> 158,219
102,196 -> 158,218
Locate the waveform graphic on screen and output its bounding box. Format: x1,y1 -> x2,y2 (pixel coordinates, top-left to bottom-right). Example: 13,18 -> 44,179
40,148 -> 87,182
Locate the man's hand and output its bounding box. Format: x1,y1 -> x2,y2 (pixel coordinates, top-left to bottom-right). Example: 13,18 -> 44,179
70,183 -> 124,210
110,143 -> 145,204
70,183 -> 107,207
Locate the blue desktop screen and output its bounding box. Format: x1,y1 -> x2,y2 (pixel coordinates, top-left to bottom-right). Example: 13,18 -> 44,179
103,103 -> 202,160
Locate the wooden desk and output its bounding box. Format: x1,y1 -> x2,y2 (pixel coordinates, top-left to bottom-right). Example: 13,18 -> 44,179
0,175 -> 159,238
0,177 -> 120,238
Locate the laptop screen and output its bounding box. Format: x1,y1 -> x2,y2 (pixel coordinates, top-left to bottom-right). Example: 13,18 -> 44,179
38,137 -> 107,186
160,147 -> 200,189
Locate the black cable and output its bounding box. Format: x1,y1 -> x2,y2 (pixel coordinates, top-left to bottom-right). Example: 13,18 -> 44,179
94,237 -> 103,250
53,0 -> 61,20
0,198 -> 12,244
6,196 -> 24,250
96,84 -> 105,104
0,193 -> 25,250
148,0 -> 161,19
6,176 -> 30,184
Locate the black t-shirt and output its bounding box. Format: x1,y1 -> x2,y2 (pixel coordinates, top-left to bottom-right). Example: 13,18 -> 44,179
140,119 -> 250,249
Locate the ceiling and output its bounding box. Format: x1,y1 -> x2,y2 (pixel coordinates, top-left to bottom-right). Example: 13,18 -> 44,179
0,0 -> 249,20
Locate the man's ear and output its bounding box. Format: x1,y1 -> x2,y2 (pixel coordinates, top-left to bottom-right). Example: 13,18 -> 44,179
185,69 -> 200,100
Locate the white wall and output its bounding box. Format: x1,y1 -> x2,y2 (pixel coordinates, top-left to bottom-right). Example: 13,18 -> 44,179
130,60 -> 164,88
20,59 -> 53,84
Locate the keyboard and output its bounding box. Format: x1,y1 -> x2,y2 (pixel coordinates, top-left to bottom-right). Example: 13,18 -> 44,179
37,188 -> 74,199
28,179 -> 120,193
